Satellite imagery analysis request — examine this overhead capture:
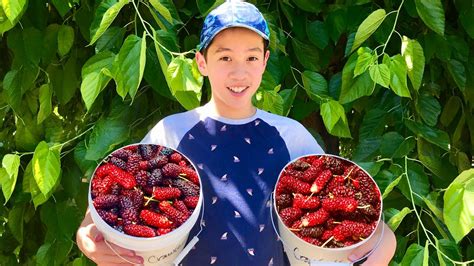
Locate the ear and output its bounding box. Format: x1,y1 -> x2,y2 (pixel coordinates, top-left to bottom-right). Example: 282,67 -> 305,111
263,50 -> 270,69
195,51 -> 208,76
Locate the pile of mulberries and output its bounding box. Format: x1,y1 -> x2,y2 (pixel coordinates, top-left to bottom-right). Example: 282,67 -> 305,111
91,144 -> 201,238
275,155 -> 381,248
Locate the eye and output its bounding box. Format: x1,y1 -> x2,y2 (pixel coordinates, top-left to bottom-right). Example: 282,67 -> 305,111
219,56 -> 231,61
248,56 -> 259,61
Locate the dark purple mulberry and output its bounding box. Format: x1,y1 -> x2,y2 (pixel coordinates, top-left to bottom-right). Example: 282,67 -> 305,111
111,149 -> 132,161
135,170 -> 150,187
300,226 -> 324,238
97,209 -> 118,225
172,178 -> 199,197
149,156 -> 168,169
276,193 -> 292,209
148,169 -> 163,187
93,195 -> 119,209
162,163 -> 181,178
126,154 -> 141,174
139,144 -> 155,160
110,157 -> 127,170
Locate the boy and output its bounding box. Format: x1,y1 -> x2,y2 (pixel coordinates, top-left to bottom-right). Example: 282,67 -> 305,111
76,1 -> 396,265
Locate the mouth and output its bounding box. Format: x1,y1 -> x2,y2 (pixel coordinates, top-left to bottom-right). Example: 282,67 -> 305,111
227,86 -> 249,94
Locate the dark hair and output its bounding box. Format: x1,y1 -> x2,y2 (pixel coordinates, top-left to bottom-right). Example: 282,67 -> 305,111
201,38 -> 269,60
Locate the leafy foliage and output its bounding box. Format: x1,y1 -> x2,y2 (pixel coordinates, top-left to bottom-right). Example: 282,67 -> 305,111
0,0 -> 472,265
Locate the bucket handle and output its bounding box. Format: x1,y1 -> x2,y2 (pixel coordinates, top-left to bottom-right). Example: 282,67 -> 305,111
104,238 -> 140,265
172,195 -> 206,266
269,192 -> 385,266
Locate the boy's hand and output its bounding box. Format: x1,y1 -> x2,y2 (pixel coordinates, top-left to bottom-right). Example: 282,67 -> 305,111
348,222 -> 396,266
76,208 -> 144,266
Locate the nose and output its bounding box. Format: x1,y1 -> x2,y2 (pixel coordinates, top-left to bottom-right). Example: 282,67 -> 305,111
228,62 -> 248,80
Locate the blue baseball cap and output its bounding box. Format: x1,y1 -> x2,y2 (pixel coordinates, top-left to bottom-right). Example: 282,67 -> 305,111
198,1 -> 270,51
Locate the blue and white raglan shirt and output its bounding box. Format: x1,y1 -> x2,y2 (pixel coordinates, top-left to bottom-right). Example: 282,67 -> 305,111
141,103 -> 324,266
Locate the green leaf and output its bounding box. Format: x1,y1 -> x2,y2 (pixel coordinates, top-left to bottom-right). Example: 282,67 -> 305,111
423,192 -> 443,222
440,96 -> 461,127
153,29 -> 178,79
95,26 -> 125,53
3,67 -> 39,111
356,161 -> 384,177
259,89 -> 285,115
37,84 -> 53,124
36,239 -> 73,266
57,25 -> 74,57
42,24 -> 60,64
0,154 -> 20,203
340,50 -> 375,104
383,175 -> 402,199
80,51 -> 115,110
51,0 -> 77,17
436,239 -> 462,265
398,161 -> 430,206
14,110 -> 44,151
359,108 -> 386,139
443,169 -> 474,243
301,71 -> 328,103
0,8 -> 14,35
352,137 -> 381,162
113,33 -> 147,99
149,0 -> 172,23
73,140 -> 97,178
2,0 -> 27,23
401,37 -> 425,91
392,137 -> 416,158
380,132 -> 404,157
320,100 -> 351,138
196,0 -> 224,16
401,243 -> 424,266
307,20 -> 329,50
404,119 -> 450,151
369,63 -> 390,88
417,139 -> 456,186
32,141 -> 61,196
7,27 -> 43,68
354,49 -> 375,77
85,117 -> 129,161
388,55 -> 411,98
386,207 -> 412,231
416,94 -> 441,127
351,9 -> 386,53
89,0 -> 128,45
447,59 -> 466,92
7,204 -> 24,244
291,38 -> 320,72
23,161 -> 50,208
50,53 -> 79,105
459,7 -> 474,39
414,0 -> 445,36
166,56 -> 203,110
144,46 -> 173,99
280,88 -> 298,116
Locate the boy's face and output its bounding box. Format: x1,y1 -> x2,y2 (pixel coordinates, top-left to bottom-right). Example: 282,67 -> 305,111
196,27 -> 270,117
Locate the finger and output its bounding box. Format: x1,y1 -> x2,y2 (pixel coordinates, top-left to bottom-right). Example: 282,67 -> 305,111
98,239 -> 137,257
93,244 -> 143,266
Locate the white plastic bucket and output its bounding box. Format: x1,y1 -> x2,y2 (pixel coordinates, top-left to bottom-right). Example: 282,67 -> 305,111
272,154 -> 383,266
88,144 -> 203,266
